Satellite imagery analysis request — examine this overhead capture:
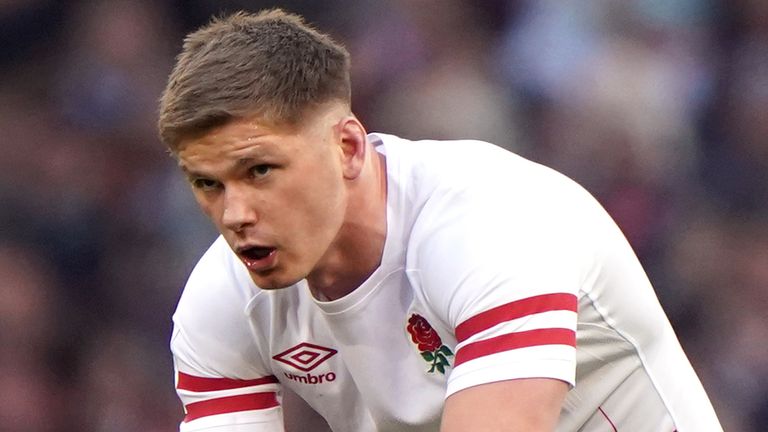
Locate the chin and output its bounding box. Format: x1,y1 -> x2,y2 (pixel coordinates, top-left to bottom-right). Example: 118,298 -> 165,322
248,272 -> 304,291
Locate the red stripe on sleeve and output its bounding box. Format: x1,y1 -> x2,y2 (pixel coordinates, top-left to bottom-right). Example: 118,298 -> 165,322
184,392 -> 279,422
454,328 -> 575,367
455,293 -> 577,343
177,372 -> 278,392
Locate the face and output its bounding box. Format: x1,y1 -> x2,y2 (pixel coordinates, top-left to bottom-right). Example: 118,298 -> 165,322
177,110 -> 350,289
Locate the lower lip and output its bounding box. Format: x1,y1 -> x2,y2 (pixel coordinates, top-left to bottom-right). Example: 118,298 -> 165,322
242,249 -> 277,272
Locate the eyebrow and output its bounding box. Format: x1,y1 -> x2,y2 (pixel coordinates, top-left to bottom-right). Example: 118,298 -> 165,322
236,157 -> 257,167
178,164 -> 204,181
178,157 -> 262,178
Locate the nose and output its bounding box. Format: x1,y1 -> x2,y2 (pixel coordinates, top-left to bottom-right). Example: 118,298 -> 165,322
221,185 -> 258,232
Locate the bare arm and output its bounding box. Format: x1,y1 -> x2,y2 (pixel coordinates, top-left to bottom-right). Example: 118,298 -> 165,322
441,378 -> 568,432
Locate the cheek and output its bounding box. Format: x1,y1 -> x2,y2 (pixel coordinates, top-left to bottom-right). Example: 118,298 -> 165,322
192,193 -> 213,217
194,194 -> 221,222
293,186 -> 340,230
193,194 -> 233,237
292,171 -> 346,232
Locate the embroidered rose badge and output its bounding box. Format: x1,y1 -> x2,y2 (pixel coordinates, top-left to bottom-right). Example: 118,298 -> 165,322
406,314 -> 454,374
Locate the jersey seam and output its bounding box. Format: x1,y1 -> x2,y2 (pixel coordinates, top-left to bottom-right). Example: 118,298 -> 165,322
581,291 -> 679,426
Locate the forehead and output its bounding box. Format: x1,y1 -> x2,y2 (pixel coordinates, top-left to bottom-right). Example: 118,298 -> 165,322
176,119 -> 296,170
174,104 -> 346,169
186,115 -> 293,144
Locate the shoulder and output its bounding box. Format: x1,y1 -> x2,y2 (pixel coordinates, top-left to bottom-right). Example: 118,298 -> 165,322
174,235 -> 259,325
375,133 -> 515,177
397,137 -> 608,259
172,236 -> 268,377
378,133 -> 599,220
395,138 -> 614,323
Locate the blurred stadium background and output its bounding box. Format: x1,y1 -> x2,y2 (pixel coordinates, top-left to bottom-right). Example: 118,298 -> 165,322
1,0 -> 766,430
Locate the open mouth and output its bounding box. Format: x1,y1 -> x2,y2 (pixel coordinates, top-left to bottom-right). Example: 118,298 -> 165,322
237,245 -> 277,271
240,246 -> 274,260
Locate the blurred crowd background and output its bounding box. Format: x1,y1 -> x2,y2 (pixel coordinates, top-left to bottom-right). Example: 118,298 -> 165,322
1,0 -> 766,430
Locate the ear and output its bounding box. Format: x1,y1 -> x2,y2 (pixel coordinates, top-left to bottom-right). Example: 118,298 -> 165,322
336,116 -> 368,180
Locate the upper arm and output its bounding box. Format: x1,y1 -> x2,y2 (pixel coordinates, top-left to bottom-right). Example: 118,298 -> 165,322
171,242 -> 287,431
409,166 -> 595,424
173,326 -> 285,431
441,378 -> 569,432
411,186 -> 585,391
173,331 -> 329,432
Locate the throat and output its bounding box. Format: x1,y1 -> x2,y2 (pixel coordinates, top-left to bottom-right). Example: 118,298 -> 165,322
310,151 -> 388,301
307,231 -> 386,301
306,258 -> 380,301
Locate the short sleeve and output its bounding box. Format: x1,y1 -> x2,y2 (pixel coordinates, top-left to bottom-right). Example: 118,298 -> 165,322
408,164 -> 596,397
171,237 -> 285,431
171,328 -> 283,431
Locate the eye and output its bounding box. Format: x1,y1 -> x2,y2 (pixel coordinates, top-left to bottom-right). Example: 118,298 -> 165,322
191,177 -> 221,191
250,164 -> 273,178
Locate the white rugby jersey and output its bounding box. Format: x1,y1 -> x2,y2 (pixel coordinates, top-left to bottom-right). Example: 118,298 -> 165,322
171,133 -> 722,431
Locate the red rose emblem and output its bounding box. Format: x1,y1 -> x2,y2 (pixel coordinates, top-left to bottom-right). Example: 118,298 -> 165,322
407,314 -> 443,352
406,313 -> 454,374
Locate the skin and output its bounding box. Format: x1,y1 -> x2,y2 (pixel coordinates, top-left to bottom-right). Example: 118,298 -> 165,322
176,100 -> 567,430
176,102 -> 388,300
442,378 -> 568,431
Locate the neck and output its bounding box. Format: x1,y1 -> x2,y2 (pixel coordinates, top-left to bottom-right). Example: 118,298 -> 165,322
307,151 -> 387,301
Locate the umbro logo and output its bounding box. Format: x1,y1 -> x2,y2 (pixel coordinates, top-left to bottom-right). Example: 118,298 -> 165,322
273,342 -> 337,372
273,342 -> 338,385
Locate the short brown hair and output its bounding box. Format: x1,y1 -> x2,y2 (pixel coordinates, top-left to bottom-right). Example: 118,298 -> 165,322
158,9 -> 351,150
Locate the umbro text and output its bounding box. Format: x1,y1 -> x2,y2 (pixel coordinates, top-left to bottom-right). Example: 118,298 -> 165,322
284,371 -> 336,384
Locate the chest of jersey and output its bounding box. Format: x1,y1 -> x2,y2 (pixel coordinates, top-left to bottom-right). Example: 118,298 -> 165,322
259,270 -> 452,432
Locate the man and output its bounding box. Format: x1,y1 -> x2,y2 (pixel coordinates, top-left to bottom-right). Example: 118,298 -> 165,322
158,9 -> 723,432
